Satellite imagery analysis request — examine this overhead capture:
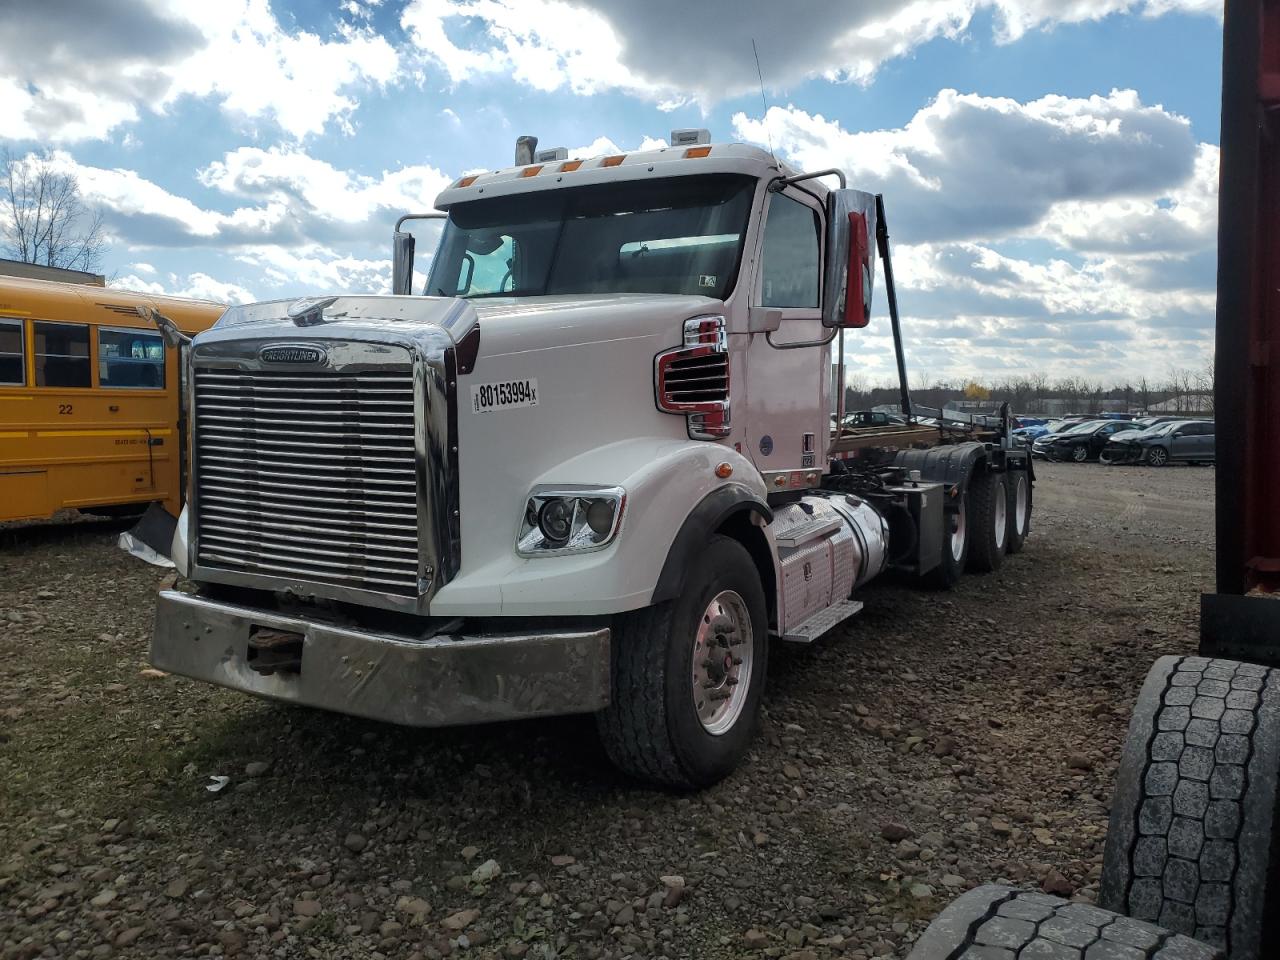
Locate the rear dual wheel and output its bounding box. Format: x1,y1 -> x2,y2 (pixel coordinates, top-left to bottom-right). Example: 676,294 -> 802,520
966,470 -> 1007,573
1005,469 -> 1031,555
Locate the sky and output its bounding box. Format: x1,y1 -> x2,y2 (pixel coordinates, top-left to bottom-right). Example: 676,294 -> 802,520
0,0 -> 1224,386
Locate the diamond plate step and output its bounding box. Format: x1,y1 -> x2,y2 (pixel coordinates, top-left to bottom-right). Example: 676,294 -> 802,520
780,599 -> 864,643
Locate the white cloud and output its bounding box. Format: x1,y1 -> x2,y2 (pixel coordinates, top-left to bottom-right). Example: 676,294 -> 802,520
32,147 -> 450,250
732,89 -> 1196,243
399,0 -> 1219,103
112,271 -> 257,304
1,0 -> 398,142
236,245 -> 392,293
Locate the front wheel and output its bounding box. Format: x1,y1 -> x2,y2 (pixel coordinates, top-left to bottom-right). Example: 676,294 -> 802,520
1147,446 -> 1170,467
596,535 -> 768,788
1071,444 -> 1090,463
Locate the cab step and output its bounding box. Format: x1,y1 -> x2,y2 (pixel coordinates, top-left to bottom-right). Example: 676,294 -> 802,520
780,599 -> 864,643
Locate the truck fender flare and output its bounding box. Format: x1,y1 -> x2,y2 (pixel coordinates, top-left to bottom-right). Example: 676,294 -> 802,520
652,484 -> 773,604
893,443 -> 988,501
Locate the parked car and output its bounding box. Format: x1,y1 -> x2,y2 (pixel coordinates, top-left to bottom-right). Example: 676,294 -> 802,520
843,410 -> 908,428
1031,419 -> 1101,458
1103,419 -> 1215,466
1039,420 -> 1138,462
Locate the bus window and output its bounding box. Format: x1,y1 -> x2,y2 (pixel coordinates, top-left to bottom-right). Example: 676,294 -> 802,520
0,318 -> 22,385
98,327 -> 164,389
34,321 -> 90,388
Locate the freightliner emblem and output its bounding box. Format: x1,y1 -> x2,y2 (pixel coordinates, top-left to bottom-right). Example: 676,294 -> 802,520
260,344 -> 325,364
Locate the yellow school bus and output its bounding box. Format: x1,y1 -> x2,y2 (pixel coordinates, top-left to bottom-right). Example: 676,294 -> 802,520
0,276 -> 224,522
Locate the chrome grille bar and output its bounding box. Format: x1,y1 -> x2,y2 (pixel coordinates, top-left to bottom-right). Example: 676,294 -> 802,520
193,365 -> 420,595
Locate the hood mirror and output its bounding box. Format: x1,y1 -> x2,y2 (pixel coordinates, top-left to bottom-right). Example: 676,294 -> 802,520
393,213 -> 448,296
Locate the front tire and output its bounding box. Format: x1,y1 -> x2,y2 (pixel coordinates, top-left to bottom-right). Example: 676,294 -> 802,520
1147,445 -> 1170,467
966,469 -> 1007,573
596,535 -> 768,788
1071,444 -> 1090,463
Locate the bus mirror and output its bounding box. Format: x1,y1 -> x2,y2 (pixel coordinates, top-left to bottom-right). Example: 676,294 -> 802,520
822,188 -> 877,328
138,307 -> 191,348
392,231 -> 415,296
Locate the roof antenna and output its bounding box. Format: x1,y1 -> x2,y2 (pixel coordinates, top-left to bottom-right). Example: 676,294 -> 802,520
752,38 -> 777,165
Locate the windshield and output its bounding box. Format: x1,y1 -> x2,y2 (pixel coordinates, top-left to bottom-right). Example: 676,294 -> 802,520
1063,420 -> 1103,434
426,174 -> 756,301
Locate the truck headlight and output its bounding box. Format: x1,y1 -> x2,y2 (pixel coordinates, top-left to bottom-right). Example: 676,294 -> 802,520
518,486 -> 625,556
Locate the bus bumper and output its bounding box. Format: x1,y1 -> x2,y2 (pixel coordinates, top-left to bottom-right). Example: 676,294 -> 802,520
151,590 -> 611,727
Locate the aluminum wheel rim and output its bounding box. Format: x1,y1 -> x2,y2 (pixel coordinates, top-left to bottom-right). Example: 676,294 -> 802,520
1072,446 -> 1088,462
691,590 -> 752,736
1014,475 -> 1029,534
993,482 -> 1007,549
950,501 -> 967,562
1150,447 -> 1167,465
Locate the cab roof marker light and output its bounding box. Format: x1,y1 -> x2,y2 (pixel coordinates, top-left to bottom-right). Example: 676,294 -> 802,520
684,146 -> 712,158
670,127 -> 711,146
601,155 -> 626,167
456,175 -> 479,187
559,160 -> 584,172
520,165 -> 544,178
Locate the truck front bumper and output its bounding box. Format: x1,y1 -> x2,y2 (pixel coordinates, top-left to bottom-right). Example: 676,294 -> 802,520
151,590 -> 611,727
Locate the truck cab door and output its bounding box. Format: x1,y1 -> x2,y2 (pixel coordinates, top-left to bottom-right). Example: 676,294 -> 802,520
741,186 -> 828,482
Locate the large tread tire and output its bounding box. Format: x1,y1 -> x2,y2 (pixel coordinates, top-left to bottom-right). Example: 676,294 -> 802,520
596,535 -> 768,789
966,469 -> 1007,574
1100,656 -> 1280,958
907,884 -> 1223,959
1005,469 -> 1032,555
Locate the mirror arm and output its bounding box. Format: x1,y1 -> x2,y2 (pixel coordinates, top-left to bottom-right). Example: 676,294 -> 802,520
396,212 -> 447,231
136,306 -> 192,348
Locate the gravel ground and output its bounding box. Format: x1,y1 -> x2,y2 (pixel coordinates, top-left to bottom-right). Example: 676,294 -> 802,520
0,461 -> 1216,960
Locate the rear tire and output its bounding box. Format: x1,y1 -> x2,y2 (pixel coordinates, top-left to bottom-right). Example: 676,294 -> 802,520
926,490 -> 969,589
1100,656 -> 1280,958
906,884 -> 1222,960
1005,469 -> 1032,555
966,469 -> 1007,573
596,535 -> 768,789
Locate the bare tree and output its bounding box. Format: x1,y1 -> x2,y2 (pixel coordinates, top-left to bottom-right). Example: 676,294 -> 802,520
2,149 -> 106,272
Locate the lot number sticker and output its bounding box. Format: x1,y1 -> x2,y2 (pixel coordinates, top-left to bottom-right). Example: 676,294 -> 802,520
471,378 -> 539,413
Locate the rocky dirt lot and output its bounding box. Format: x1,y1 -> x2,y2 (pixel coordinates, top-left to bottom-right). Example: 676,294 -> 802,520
0,461 -> 1216,960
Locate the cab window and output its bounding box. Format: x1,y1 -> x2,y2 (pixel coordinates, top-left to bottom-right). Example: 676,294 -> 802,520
761,193 -> 820,309
0,318 -> 23,385
456,234 -> 514,296
34,321 -> 90,388
98,328 -> 165,388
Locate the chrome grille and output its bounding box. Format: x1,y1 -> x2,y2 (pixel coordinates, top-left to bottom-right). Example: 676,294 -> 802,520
193,367 -> 419,594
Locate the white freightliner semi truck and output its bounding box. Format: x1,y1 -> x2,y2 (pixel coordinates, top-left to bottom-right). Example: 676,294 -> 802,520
151,131 -> 1034,788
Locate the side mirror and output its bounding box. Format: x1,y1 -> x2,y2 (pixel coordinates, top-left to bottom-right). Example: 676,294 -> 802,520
822,188 -> 877,328
392,231 -> 416,296
137,306 -> 191,348
392,212 -> 448,296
